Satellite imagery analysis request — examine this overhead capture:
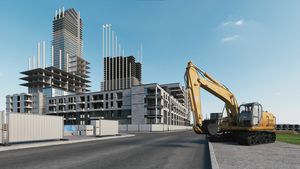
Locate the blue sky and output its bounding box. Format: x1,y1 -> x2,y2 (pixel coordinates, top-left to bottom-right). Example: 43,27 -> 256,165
0,0 -> 299,123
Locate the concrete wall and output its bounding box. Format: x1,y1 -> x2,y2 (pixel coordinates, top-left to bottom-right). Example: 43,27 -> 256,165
131,86 -> 146,124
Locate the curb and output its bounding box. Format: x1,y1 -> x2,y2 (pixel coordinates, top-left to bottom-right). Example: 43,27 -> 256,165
208,141 -> 220,169
0,134 -> 135,152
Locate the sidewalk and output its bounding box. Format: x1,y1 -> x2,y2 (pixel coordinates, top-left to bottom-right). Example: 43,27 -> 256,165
0,134 -> 134,152
210,141 -> 300,169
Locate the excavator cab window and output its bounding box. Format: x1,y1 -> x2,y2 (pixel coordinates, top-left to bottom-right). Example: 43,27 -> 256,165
252,104 -> 262,125
239,103 -> 262,126
238,105 -> 252,127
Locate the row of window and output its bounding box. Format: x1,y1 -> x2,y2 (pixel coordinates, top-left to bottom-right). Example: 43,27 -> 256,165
49,101 -> 123,111
48,92 -> 123,104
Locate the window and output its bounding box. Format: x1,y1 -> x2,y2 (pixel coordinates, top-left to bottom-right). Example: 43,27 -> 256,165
111,101 -> 114,107
117,101 -> 122,108
117,92 -> 122,99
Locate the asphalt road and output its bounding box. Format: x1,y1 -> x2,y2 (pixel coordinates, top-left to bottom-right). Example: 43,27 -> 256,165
0,131 -> 211,169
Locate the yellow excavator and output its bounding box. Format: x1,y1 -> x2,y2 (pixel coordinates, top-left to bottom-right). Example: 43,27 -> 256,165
185,61 -> 276,145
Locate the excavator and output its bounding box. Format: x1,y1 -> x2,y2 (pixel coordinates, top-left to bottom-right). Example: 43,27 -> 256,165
185,61 -> 276,145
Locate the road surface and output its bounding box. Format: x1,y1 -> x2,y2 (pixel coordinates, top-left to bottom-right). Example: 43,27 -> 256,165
0,131 -> 211,169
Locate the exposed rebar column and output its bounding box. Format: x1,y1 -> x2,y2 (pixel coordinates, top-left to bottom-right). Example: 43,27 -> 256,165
28,57 -> 31,70
108,24 -> 111,57
32,56 -> 35,69
102,24 -> 105,90
140,44 -> 143,64
115,36 -> 118,56
43,41 -> 46,68
55,10 -> 58,20
111,31 -> 115,57
123,57 -> 125,89
112,57 -> 114,90
119,56 -> 121,89
118,44 -> 121,58
115,57 -> 117,89
58,9 -> 61,19
37,42 -> 41,68
105,24 -> 109,90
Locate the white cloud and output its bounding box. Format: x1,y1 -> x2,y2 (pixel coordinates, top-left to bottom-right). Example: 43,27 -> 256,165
221,35 -> 240,43
221,19 -> 244,27
235,19 -> 244,26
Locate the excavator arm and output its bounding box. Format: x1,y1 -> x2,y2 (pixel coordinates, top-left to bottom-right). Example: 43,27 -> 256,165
185,61 -> 239,134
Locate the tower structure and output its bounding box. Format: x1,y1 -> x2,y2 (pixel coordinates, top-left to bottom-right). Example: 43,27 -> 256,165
52,8 -> 86,74
101,24 -> 142,91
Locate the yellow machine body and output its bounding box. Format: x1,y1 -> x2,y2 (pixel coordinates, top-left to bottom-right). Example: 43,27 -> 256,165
185,61 -> 276,145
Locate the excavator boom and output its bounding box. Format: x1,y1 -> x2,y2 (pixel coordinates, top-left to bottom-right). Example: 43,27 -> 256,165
185,61 -> 239,133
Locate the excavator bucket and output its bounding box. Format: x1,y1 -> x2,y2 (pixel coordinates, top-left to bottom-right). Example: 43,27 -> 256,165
201,119 -> 219,135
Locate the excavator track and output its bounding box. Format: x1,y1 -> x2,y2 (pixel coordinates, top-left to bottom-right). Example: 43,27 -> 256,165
208,131 -> 276,145
236,131 -> 276,145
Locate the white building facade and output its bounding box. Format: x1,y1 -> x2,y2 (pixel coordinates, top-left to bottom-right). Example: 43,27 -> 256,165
45,83 -> 190,125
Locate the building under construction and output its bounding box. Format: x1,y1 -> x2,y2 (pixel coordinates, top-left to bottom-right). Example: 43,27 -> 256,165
6,8 -> 89,115
102,56 -> 142,91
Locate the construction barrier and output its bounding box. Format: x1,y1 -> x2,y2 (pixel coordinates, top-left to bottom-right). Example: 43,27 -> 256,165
119,124 -> 192,132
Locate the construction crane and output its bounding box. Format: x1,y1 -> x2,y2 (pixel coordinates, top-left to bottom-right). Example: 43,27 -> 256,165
185,61 -> 276,145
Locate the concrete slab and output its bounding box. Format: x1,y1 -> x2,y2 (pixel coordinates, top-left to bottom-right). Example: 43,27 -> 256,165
212,141 -> 300,169
0,134 -> 134,152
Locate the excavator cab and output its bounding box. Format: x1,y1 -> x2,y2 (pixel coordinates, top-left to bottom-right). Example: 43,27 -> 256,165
238,102 -> 262,127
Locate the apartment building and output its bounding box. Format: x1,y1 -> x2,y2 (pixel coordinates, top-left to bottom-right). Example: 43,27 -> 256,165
46,83 -> 190,125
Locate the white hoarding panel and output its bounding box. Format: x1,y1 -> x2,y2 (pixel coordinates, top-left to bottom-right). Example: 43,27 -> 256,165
92,120 -> 118,136
8,113 -> 63,143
